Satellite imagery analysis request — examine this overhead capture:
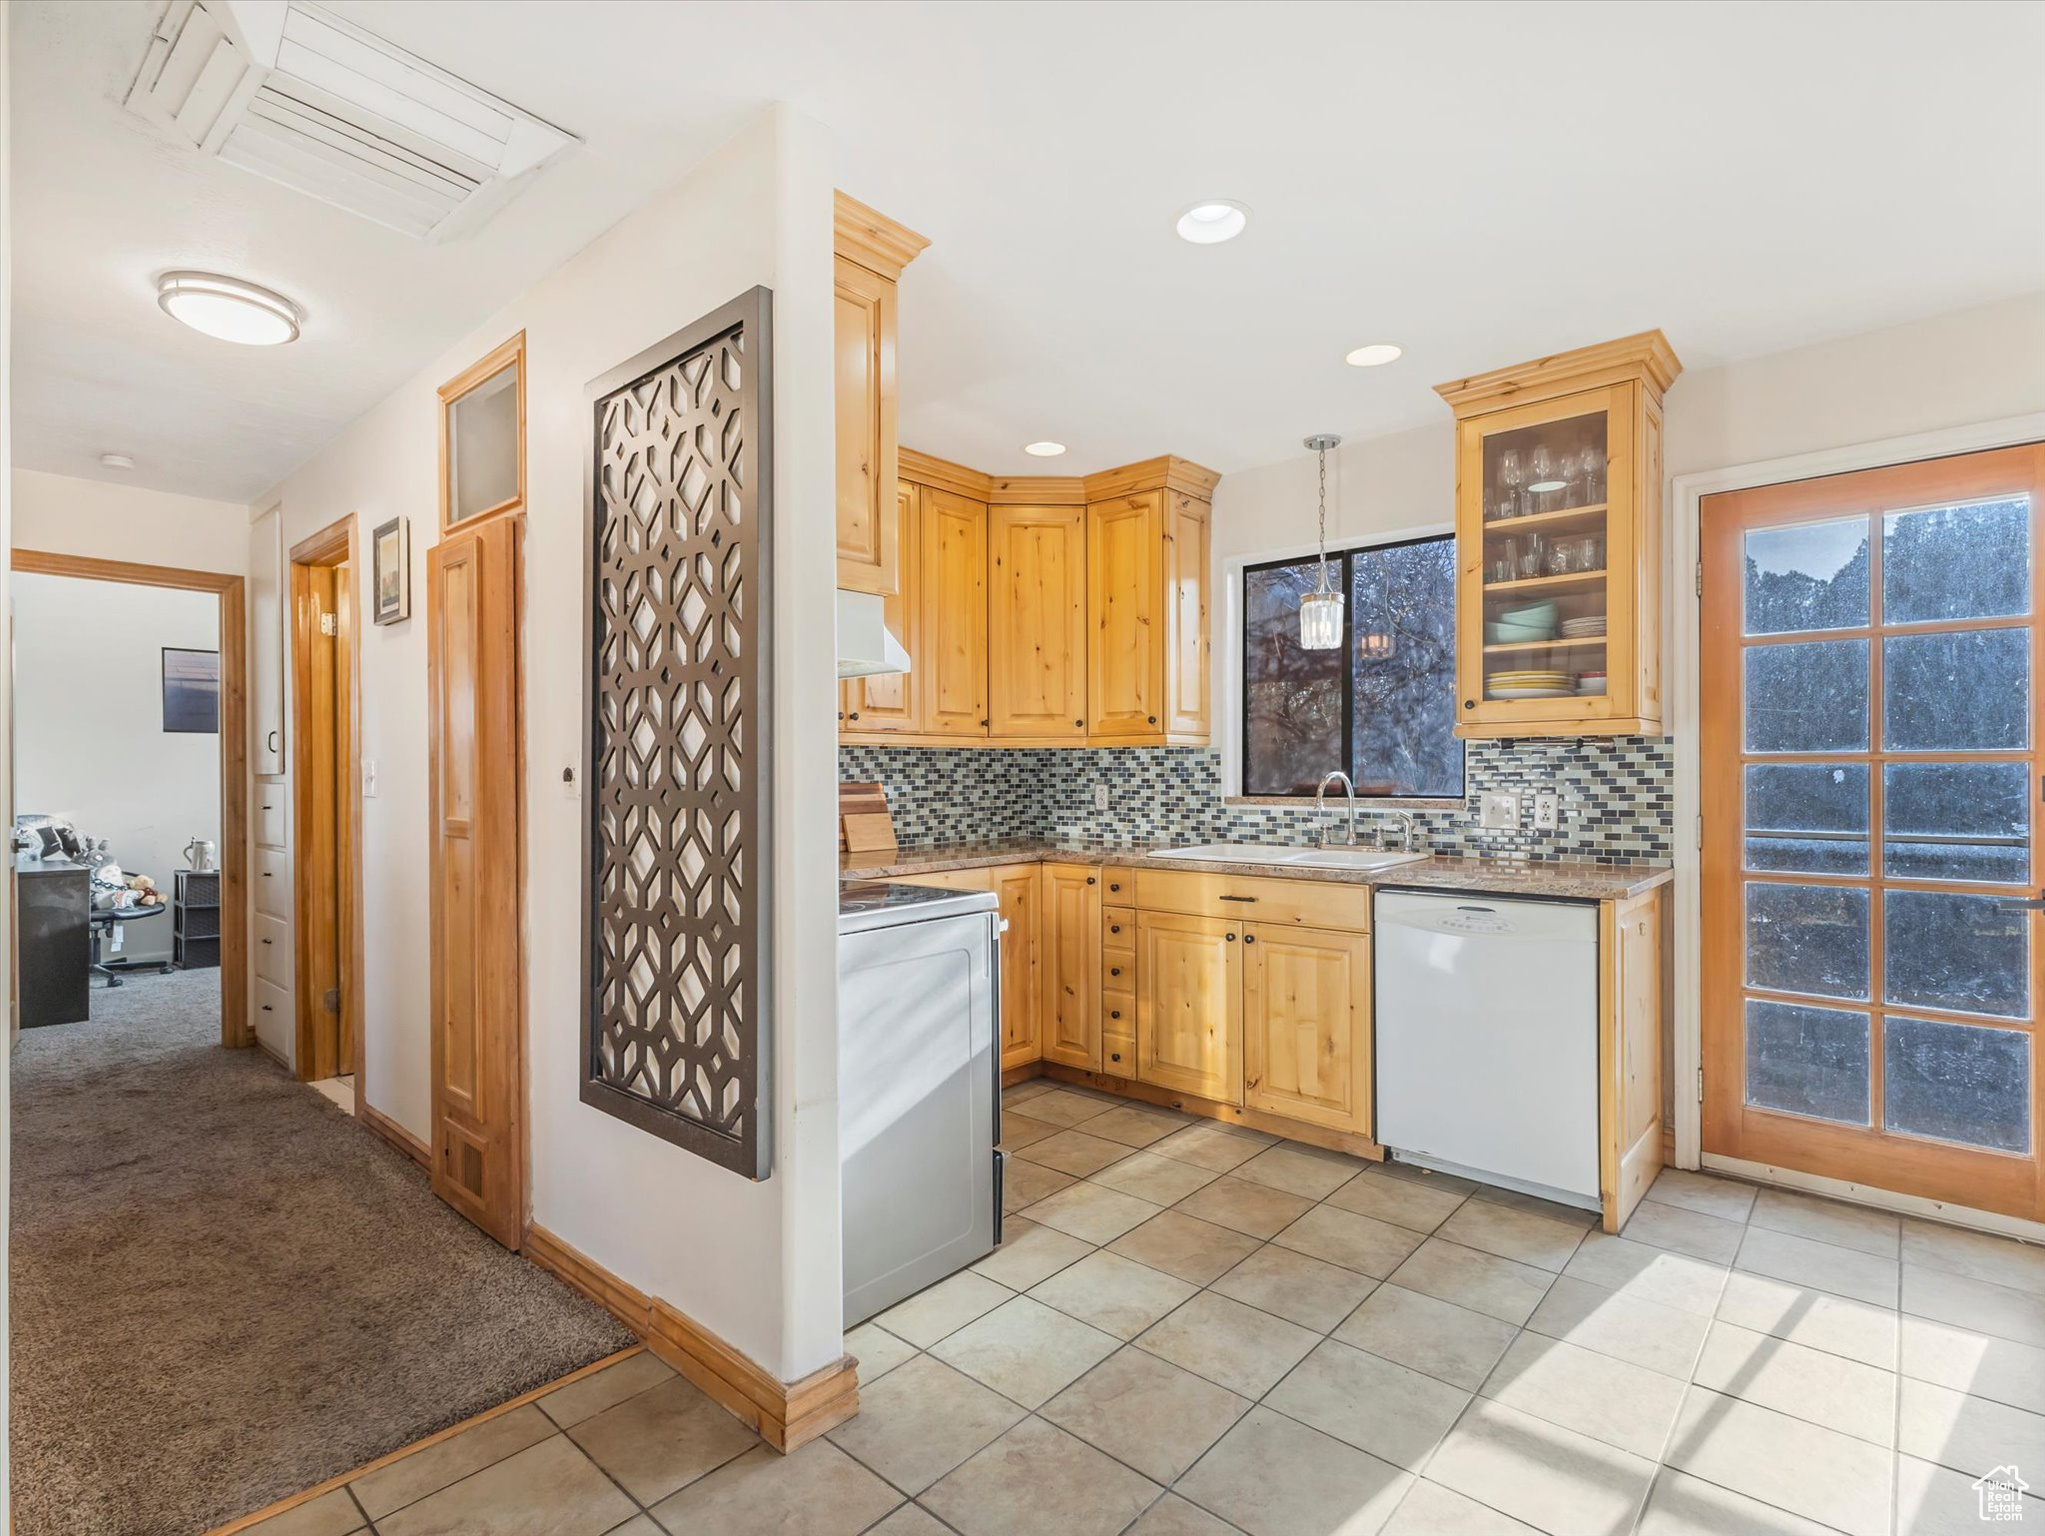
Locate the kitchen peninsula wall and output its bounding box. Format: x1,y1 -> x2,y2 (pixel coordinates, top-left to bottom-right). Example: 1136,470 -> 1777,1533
839,737 -> 1672,862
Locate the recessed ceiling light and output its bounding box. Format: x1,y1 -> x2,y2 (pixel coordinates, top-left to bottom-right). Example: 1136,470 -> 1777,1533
1023,441 -> 1067,458
99,453 -> 135,471
1345,343 -> 1404,368
1175,200 -> 1249,245
157,271 -> 302,345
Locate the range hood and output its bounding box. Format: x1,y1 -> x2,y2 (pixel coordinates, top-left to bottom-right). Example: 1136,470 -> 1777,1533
837,590 -> 911,679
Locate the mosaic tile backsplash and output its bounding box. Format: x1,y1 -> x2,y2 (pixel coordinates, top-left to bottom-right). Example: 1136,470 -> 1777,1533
840,738 -> 1674,862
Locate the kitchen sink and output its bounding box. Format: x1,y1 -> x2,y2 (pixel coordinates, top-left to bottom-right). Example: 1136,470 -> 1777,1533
1149,843 -> 1427,873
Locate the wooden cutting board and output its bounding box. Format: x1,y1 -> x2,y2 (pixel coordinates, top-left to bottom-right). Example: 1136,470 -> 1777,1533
839,782 -> 897,855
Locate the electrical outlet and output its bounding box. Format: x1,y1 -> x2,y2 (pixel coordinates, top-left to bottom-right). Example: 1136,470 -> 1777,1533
362,759 -> 378,798
1094,783 -> 1110,812
1534,791 -> 1560,830
1479,791 -> 1520,829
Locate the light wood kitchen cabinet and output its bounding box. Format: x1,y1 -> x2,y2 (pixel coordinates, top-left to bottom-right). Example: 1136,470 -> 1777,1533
840,481 -> 922,734
994,864 -> 1042,1070
988,502 -> 1088,742
1040,863 -> 1102,1071
1436,331 -> 1679,739
1136,910 -> 1241,1103
1600,886 -> 1665,1231
1086,480 -> 1213,745
920,487 -> 991,738
833,193 -> 928,597
1243,924 -> 1371,1136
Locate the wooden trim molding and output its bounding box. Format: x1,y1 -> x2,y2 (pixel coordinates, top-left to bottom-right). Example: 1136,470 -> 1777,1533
646,1300 -> 858,1454
1433,328 -> 1683,415
900,449 -> 1223,507
898,446 -> 994,500
201,1346 -> 647,1536
834,190 -> 930,280
11,548 -> 250,1050
523,1223 -> 859,1454
1080,454 -> 1221,501
522,1222 -> 651,1334
360,1101 -> 430,1168
437,330 -> 527,534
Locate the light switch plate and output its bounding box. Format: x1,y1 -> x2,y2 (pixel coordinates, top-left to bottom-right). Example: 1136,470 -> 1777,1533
1534,792 -> 1560,830
1480,791 -> 1520,829
362,758 -> 378,798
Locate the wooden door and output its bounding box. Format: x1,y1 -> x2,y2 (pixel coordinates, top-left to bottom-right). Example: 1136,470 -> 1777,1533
993,863 -> 1042,1069
428,516 -> 526,1247
1041,863 -> 1102,1070
1243,923 -> 1370,1134
920,487 -> 989,737
1701,444 -> 2045,1221
833,254 -> 898,596
842,481 -> 922,736
290,557 -> 354,1082
989,503 -> 1087,741
1138,910 -> 1240,1102
1087,491 -> 1164,739
1162,491 -> 1212,740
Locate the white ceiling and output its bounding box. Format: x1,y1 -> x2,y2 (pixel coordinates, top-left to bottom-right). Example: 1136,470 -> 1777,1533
13,1 -> 2045,503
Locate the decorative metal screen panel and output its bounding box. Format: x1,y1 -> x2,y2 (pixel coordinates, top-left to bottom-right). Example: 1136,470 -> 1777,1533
581,288 -> 774,1178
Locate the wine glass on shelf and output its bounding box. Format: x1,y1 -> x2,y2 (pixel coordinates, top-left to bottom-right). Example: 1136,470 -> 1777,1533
1528,446 -> 1559,514
1578,445 -> 1604,505
1497,449 -> 1524,521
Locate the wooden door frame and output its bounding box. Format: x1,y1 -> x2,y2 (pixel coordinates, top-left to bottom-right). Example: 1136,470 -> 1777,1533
288,517 -> 365,1106
1670,410 -> 2045,1241
11,550 -> 249,1048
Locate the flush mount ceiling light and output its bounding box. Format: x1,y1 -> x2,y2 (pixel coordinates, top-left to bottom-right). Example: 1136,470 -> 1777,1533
157,271 -> 302,345
99,453 -> 135,471
1023,441 -> 1067,457
1345,343 -> 1403,368
1299,434 -> 1344,650
1175,199 -> 1249,245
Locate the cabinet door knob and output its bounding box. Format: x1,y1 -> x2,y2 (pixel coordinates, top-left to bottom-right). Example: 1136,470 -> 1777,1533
1109,883 -> 1121,893
1110,966 -> 1122,977
1463,700 -> 1475,710
849,711 -> 860,721
1086,876 -> 1096,885
1110,1051 -> 1122,1064
1244,934 -> 1256,945
1146,715 -> 1157,725
1225,932 -> 1236,942
1074,719 -> 1083,727
1110,1009 -> 1122,1020
1110,924 -> 1121,935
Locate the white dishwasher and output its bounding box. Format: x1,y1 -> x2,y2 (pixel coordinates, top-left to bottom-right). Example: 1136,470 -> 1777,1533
1374,890 -> 1601,1210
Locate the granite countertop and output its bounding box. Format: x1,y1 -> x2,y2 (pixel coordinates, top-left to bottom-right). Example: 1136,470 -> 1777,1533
840,839 -> 1673,902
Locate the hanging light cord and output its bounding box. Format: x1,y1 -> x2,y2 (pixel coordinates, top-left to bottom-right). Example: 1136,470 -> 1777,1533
1314,443 -> 1332,594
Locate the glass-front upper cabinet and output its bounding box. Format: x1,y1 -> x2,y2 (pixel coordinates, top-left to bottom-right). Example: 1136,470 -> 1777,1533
1437,332 -> 1681,739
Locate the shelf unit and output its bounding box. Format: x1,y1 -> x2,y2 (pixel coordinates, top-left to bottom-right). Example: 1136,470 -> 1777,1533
173,868 -> 221,970
1437,331 -> 1681,738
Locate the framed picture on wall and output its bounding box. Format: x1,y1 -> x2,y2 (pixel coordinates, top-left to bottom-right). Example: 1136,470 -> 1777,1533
372,515 -> 411,625
162,648 -> 220,734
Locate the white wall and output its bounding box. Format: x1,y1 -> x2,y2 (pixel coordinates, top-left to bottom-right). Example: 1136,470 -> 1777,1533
1,2 -> 17,1507
11,468 -> 248,575
13,573 -> 221,962
259,105 -> 842,1382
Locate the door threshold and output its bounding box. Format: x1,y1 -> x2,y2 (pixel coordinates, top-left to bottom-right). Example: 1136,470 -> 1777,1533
1703,1152 -> 2045,1246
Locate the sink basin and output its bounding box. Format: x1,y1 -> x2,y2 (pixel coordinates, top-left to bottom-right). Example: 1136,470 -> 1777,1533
1149,844 -> 1427,874
1282,847 -> 1427,872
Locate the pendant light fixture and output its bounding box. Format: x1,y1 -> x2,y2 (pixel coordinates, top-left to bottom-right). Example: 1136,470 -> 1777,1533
1299,434 -> 1344,649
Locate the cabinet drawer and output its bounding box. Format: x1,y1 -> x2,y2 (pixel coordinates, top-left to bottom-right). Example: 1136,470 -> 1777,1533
1100,868 -> 1138,903
255,847 -> 289,918
1134,869 -> 1371,932
254,913 -> 289,985
1103,906 -> 1136,945
1101,987 -> 1135,1034
256,795 -> 286,849
253,976 -> 291,1052
1102,952 -> 1135,988
1101,1027 -> 1137,1075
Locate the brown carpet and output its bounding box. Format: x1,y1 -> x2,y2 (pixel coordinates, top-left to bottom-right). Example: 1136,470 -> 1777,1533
10,970 -> 636,1536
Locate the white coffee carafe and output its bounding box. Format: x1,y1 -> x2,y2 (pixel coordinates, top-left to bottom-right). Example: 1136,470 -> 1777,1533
183,837 -> 217,873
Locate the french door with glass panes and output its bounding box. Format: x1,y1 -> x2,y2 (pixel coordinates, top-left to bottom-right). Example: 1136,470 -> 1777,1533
1701,444 -> 2045,1221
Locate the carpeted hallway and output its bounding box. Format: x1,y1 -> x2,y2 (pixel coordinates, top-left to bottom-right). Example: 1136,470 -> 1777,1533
10,970 -> 636,1536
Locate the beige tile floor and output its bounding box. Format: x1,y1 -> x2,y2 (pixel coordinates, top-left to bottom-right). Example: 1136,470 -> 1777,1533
242,1081 -> 2045,1536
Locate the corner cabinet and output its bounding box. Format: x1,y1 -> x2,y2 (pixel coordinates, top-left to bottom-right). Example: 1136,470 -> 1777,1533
989,502 -> 1088,742
1437,331 -> 1680,739
1087,482 -> 1213,745
834,193 -> 928,596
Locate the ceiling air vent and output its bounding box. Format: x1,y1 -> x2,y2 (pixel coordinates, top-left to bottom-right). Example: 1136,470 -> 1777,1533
125,0 -> 575,241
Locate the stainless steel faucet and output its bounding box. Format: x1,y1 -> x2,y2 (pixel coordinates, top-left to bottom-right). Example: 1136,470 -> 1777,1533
1374,810 -> 1418,852
1314,771 -> 1358,847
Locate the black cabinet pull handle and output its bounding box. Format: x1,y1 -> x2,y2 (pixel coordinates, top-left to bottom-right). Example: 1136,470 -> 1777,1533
261,937 -> 271,945
1110,966 -> 1122,977
1086,876 -> 1096,885
1147,715 -> 1157,725
1463,700 -> 1475,710
1110,1009 -> 1122,1020
261,1004 -> 273,1012
1244,934 -> 1257,945
1226,932 -> 1236,942
1218,894 -> 1256,903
